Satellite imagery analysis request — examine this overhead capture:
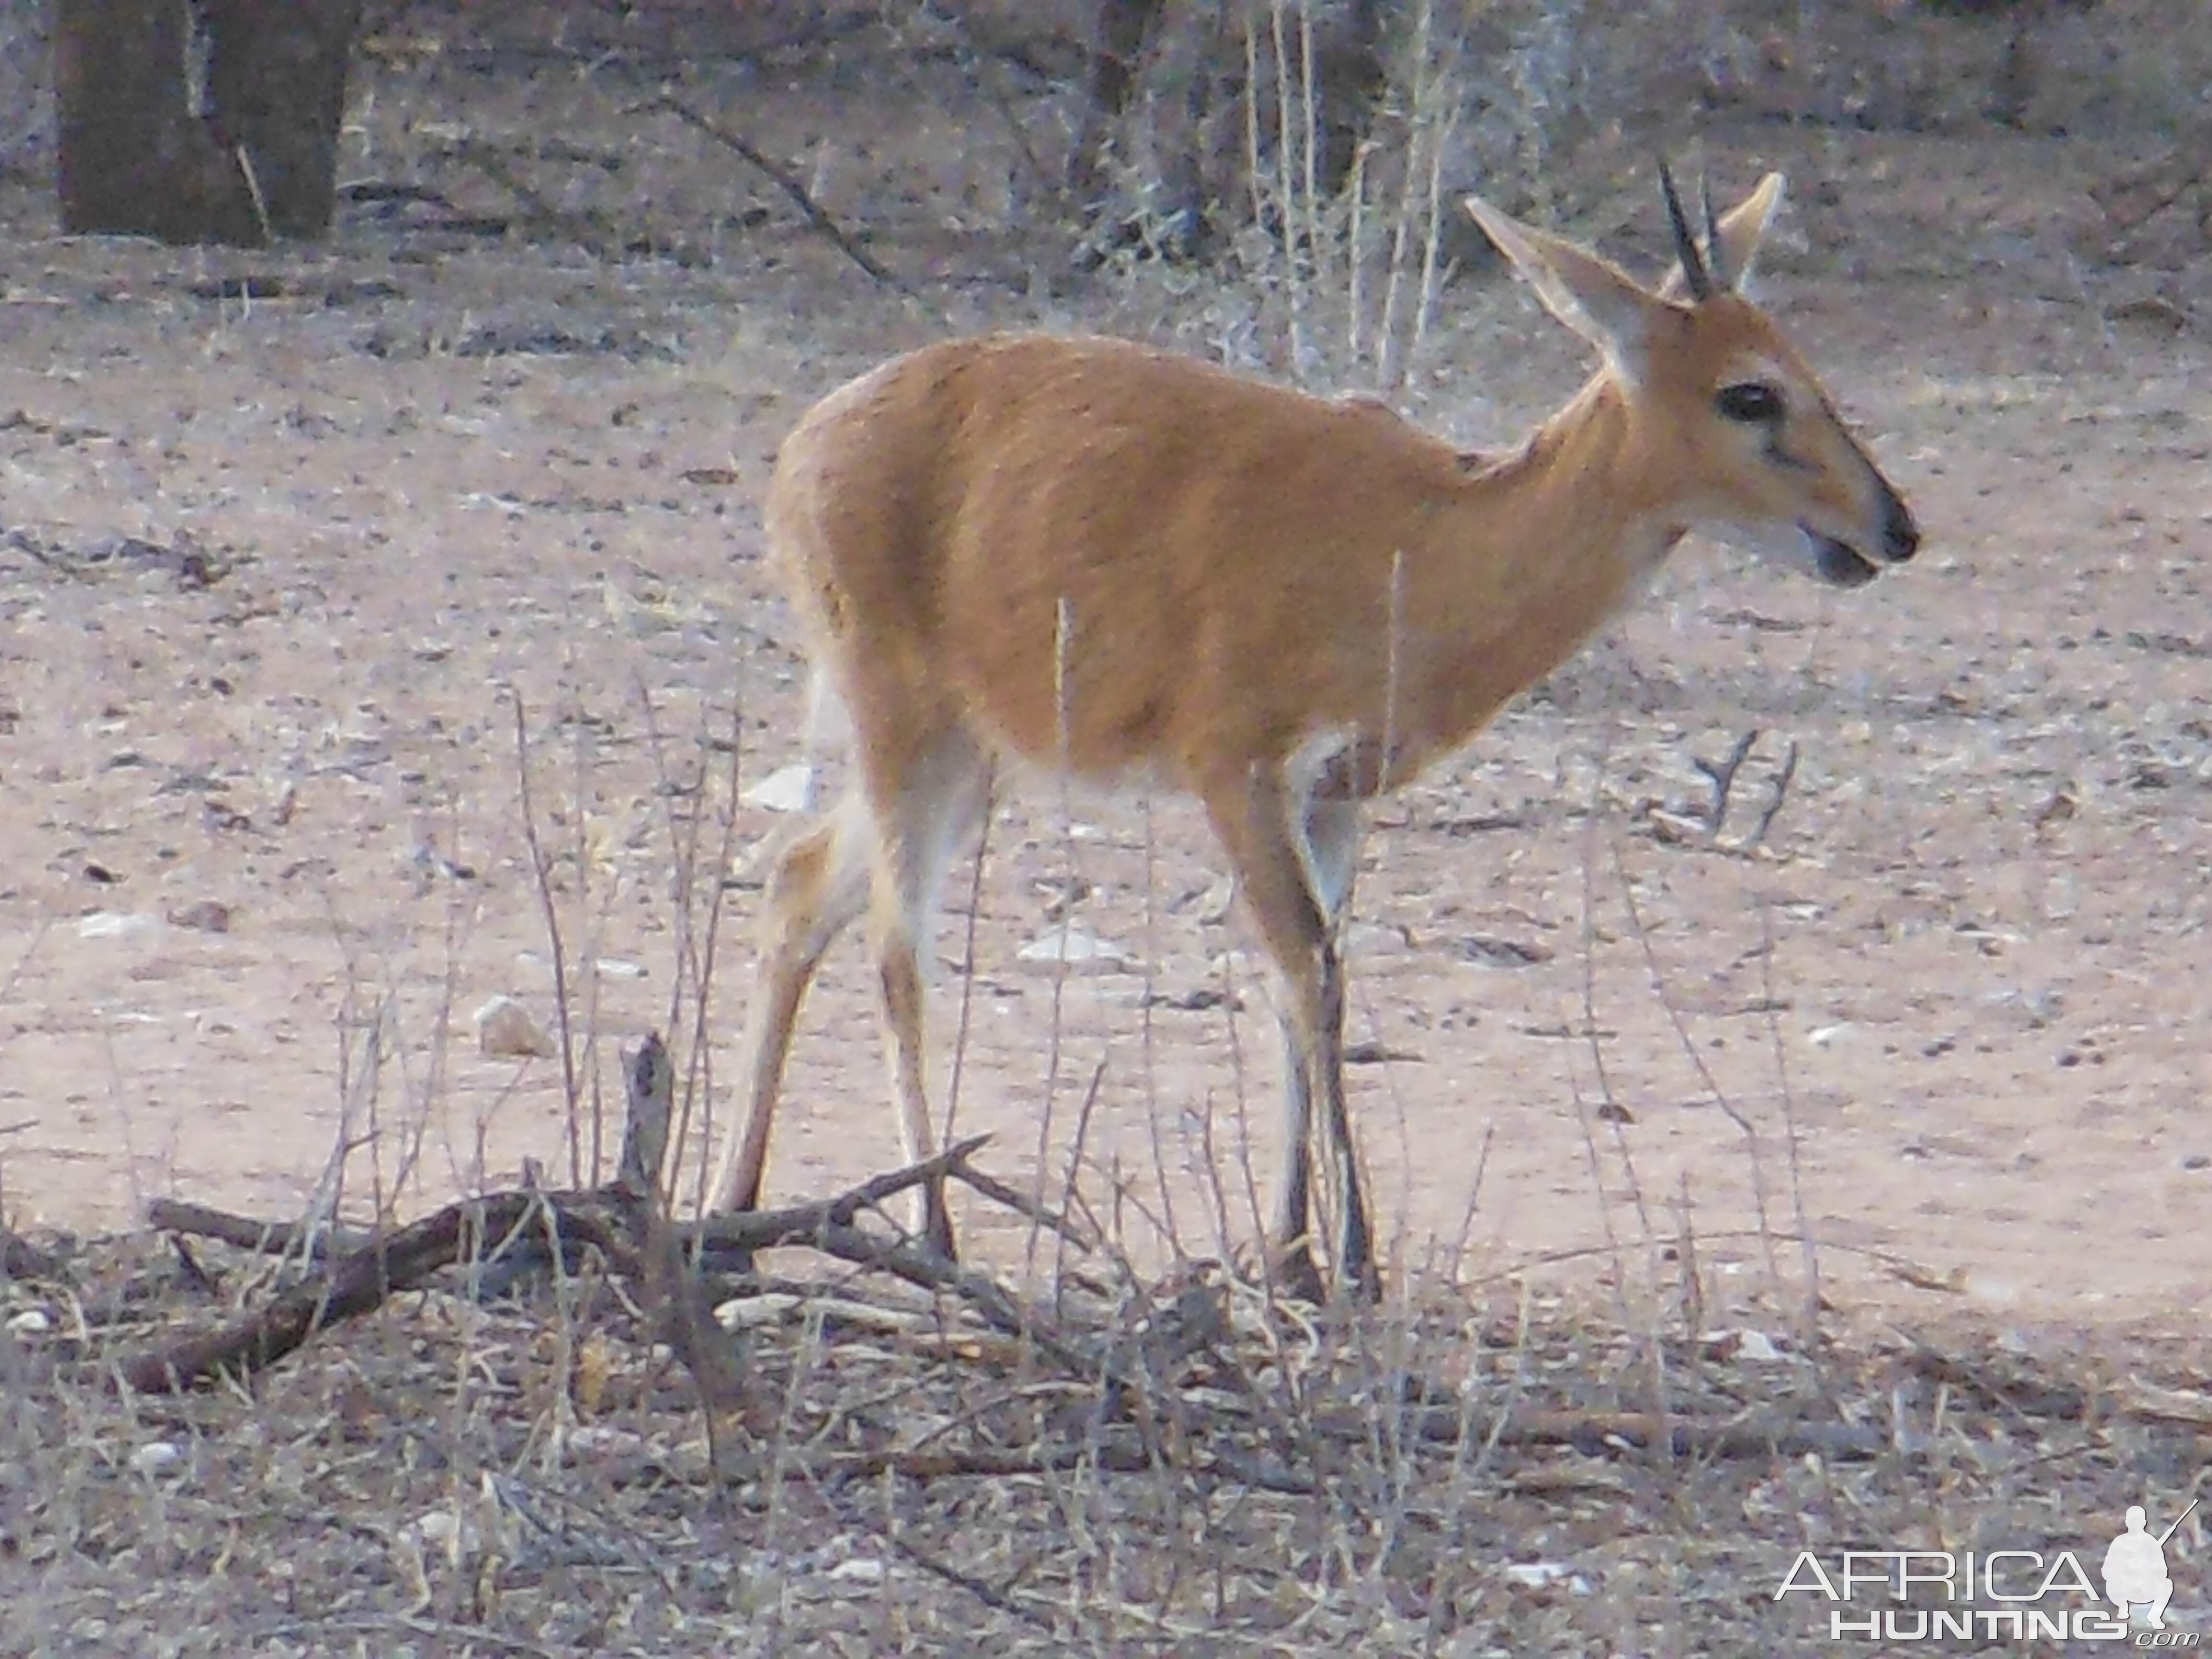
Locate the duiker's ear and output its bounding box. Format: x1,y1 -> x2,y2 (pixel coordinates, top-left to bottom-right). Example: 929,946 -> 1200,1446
1465,195 -> 1662,382
1714,172 -> 1785,291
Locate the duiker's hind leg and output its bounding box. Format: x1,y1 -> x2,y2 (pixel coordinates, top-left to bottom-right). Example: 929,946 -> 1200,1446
711,794 -> 872,1214
864,728 -> 993,1259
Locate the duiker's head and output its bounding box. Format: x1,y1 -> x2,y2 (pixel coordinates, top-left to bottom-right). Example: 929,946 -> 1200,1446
1466,168 -> 1918,588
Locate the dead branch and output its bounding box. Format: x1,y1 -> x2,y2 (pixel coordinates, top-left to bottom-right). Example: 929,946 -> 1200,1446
908,0 -> 1058,192
695,1132 -> 997,1252
621,1030 -> 760,1475
944,1160 -> 1097,1255
143,1200 -> 368,1259
1747,740 -> 1800,846
2089,134 -> 2212,233
127,1131 -> 1005,1394
1692,729 -> 1760,834
164,1233 -> 221,1298
847,1435 -> 1155,1481
145,1131 -> 996,1274
1375,1404 -> 1887,1462
615,1033 -> 674,1201
440,135 -> 622,258
120,1191 -> 636,1394
793,1216 -> 1105,1379
645,95 -> 911,294
890,1531 -> 1060,1634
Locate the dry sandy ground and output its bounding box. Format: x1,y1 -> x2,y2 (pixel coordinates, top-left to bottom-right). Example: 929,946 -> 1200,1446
2,54 -> 2209,1347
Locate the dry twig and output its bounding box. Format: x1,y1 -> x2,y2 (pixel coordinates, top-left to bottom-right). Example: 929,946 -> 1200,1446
1692,729 -> 1760,834
646,95 -> 911,293
1747,739 -> 1801,846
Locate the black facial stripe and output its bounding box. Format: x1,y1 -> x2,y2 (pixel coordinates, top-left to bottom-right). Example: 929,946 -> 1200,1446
1765,435 -> 1816,473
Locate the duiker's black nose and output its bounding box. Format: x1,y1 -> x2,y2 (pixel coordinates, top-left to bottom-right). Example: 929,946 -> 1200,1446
1881,485 -> 1920,563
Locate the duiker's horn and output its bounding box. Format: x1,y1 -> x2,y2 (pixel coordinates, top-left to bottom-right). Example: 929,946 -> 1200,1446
1700,174 -> 1732,290
1658,161 -> 1710,301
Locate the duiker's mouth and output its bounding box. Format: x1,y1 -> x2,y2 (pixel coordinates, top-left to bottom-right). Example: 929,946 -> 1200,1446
1808,529 -> 1880,589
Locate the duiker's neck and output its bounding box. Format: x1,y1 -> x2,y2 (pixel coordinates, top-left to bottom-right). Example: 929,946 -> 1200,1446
1388,373 -> 1685,772
1481,373 -> 1676,540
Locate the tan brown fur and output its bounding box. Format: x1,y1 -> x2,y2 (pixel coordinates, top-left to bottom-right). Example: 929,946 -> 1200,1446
710,172 -> 1919,1298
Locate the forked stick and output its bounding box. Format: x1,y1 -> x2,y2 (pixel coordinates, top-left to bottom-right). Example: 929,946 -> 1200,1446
126,1130 -> 999,1393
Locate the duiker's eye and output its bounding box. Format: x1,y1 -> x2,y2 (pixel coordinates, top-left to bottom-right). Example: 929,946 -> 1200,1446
1715,382 -> 1784,424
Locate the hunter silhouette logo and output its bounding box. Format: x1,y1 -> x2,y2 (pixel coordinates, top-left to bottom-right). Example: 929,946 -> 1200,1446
1775,1495 -> 2201,1643
2105,1500 -> 2196,1631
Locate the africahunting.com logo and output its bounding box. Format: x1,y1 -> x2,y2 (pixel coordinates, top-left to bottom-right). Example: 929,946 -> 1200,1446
1776,1501 -> 2200,1645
